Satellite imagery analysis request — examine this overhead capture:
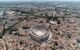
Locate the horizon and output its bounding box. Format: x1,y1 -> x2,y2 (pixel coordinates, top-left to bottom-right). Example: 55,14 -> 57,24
0,0 -> 80,2
0,1 -> 80,2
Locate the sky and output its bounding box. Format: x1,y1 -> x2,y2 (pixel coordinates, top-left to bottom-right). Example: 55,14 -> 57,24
0,0 -> 80,1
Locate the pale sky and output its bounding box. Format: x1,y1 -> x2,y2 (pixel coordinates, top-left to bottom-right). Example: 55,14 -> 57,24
0,0 -> 80,1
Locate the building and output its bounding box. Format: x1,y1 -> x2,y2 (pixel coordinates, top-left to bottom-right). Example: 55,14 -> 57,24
29,24 -> 52,44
